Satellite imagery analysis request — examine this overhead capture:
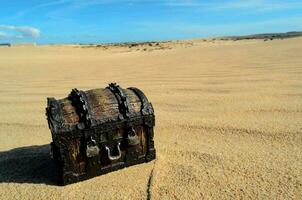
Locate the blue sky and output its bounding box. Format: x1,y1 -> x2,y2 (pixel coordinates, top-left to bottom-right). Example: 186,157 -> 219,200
0,0 -> 302,44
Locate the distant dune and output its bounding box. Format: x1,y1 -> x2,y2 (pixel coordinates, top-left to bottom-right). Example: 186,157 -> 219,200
0,37 -> 301,199
70,31 -> 302,53
221,31 -> 302,41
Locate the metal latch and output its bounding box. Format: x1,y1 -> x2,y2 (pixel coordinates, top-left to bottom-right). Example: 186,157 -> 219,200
127,127 -> 139,146
105,142 -> 122,161
86,137 -> 100,158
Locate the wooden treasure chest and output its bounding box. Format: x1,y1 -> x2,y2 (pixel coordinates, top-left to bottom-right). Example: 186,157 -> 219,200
46,83 -> 156,185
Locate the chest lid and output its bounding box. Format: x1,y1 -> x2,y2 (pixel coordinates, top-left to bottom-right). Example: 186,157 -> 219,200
46,83 -> 154,134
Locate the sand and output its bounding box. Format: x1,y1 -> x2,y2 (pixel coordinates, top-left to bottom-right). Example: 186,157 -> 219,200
0,38 -> 301,199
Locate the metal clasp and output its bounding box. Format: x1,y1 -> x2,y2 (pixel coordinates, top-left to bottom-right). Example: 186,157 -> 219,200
86,137 -> 100,158
127,127 -> 139,146
105,142 -> 122,161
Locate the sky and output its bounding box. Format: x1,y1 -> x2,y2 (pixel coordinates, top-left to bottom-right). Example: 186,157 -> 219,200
0,0 -> 302,44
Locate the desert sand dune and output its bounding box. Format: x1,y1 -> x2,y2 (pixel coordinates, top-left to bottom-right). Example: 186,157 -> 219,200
0,38 -> 301,199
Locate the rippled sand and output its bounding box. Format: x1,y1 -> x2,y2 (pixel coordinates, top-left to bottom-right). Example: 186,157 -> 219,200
0,38 -> 301,199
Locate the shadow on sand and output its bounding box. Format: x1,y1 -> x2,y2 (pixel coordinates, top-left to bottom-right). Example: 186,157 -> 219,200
0,144 -> 58,185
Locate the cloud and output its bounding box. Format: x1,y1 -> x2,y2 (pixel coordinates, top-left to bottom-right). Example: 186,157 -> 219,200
0,25 -> 40,39
0,32 -> 8,39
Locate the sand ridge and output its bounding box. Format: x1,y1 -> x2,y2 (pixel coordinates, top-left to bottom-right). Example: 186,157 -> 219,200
0,37 -> 301,199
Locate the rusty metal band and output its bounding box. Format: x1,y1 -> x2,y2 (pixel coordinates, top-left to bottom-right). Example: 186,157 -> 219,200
128,87 -> 153,116
107,83 -> 130,119
68,88 -> 92,127
46,97 -> 65,133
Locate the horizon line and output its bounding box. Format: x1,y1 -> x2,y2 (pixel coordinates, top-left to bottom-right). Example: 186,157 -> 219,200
1,30 -> 301,46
